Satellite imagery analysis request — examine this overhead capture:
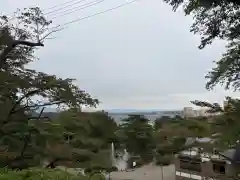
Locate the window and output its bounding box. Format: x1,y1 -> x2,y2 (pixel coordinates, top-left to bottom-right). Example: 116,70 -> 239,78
179,155 -> 201,172
212,160 -> 226,174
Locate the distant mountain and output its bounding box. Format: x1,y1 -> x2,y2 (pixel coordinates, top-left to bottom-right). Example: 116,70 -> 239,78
106,109 -> 162,114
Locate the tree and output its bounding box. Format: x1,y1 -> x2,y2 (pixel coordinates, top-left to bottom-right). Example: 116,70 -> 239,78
155,98 -> 240,179
0,8 -> 98,169
162,1 -> 240,177
120,115 -> 155,163
164,0 -> 240,91
154,115 -> 183,130
190,97 -> 240,150
47,110 -> 118,170
0,7 -> 62,69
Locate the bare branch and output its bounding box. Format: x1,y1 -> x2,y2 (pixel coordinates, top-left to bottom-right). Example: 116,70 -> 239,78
39,26 -> 64,41
22,101 -> 65,110
2,89 -> 44,125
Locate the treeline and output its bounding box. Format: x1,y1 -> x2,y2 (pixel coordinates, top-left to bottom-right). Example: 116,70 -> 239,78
1,106 -> 185,170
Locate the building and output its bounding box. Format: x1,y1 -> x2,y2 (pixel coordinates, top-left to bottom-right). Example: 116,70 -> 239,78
183,107 -> 195,118
175,137 -> 240,180
182,107 -> 222,118
223,101 -> 228,110
182,107 -> 207,118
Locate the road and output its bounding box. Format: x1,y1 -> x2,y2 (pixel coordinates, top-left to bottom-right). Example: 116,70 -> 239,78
110,164 -> 175,180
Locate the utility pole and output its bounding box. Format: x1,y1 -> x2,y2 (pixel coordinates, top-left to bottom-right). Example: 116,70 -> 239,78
161,165 -> 164,180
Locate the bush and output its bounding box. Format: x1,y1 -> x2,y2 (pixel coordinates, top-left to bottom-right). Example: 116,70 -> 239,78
89,172 -> 105,180
155,155 -> 172,166
140,152 -> 154,163
156,145 -> 171,155
104,166 -> 118,172
84,166 -> 106,180
110,166 -> 118,172
0,168 -> 87,180
84,167 -> 92,174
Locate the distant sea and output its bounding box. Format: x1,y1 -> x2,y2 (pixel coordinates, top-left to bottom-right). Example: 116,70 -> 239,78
107,110 -> 182,124
42,108 -> 182,124
108,114 -> 160,122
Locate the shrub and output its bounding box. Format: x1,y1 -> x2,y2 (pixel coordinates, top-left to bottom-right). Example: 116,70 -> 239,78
88,172 -> 105,180
155,155 -> 172,166
110,166 -> 118,172
0,168 -> 87,180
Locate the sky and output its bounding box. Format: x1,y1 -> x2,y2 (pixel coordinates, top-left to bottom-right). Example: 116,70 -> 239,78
1,0 -> 239,110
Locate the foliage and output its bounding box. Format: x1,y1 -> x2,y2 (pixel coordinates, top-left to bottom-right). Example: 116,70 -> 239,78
159,1 -> 240,176
153,112 -> 213,165
155,155 -> 172,166
0,7 -> 98,169
0,167 -> 87,180
191,97 -> 240,150
49,110 -> 117,170
154,116 -> 173,130
158,96 -> 240,165
119,115 -> 155,163
156,98 -> 240,179
88,172 -> 105,180
163,0 -> 240,91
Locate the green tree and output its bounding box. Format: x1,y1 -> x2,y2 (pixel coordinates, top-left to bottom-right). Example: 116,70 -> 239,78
154,116 -> 172,130
0,8 -> 98,169
164,0 -> 240,91
120,115 -> 155,163
48,110 -> 118,170
162,1 -> 240,177
165,98 -> 240,179
190,97 -> 240,150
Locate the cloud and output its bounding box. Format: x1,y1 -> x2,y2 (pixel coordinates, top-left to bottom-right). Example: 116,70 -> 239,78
1,0 -> 236,110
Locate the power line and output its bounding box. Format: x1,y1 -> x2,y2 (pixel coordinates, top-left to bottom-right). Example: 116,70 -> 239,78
44,0 -> 89,15
56,0 -> 139,28
43,0 -> 85,11
50,0 -> 104,19
3,0 -> 140,39
2,0 -> 92,18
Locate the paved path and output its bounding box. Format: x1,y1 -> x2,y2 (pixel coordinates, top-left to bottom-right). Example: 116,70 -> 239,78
110,164 -> 175,180
57,164 -> 176,180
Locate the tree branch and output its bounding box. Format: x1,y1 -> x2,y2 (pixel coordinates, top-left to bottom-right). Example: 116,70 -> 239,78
2,89 -> 44,125
0,39 -> 44,69
21,100 -> 64,111
10,90 -> 41,112
39,26 -> 64,41
20,107 -> 45,158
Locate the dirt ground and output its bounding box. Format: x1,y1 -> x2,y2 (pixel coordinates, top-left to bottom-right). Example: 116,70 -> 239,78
110,164 -> 176,180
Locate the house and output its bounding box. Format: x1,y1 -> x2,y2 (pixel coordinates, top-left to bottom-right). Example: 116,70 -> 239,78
175,137 -> 240,180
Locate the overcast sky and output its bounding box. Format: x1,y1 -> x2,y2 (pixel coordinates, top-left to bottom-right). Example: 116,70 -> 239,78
1,0 -> 239,110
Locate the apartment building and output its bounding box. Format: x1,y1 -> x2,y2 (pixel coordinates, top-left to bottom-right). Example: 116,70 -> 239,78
183,107 -> 195,118
182,107 -> 222,118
